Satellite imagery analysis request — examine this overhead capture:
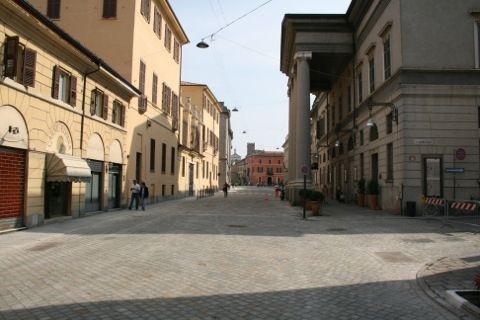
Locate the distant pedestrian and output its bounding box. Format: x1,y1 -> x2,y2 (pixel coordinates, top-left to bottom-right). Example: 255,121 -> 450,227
140,182 -> 149,211
128,180 -> 141,210
222,183 -> 230,198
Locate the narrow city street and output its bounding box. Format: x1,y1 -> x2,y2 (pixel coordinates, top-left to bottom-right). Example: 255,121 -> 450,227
0,186 -> 479,319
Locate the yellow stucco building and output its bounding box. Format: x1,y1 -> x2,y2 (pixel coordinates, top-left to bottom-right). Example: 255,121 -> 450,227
0,0 -> 139,230
179,82 -> 222,193
28,0 -> 189,202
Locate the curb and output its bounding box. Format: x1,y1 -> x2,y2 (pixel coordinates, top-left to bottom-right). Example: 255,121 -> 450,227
446,290 -> 480,318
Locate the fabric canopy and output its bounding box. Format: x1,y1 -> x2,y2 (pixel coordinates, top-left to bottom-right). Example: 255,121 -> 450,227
46,153 -> 92,182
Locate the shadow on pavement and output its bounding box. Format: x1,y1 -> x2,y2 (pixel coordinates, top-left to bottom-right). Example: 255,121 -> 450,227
0,279 -> 453,320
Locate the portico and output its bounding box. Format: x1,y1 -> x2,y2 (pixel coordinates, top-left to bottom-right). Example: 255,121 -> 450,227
280,14 -> 353,201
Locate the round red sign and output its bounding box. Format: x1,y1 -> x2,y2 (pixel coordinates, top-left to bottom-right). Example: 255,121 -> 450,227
455,148 -> 466,161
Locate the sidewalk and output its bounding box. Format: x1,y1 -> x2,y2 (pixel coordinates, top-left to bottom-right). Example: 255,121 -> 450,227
417,255 -> 480,319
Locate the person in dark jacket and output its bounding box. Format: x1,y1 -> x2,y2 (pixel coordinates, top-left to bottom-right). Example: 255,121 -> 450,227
140,182 -> 149,210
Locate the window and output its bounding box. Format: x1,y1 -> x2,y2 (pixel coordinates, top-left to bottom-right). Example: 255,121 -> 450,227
153,7 -> 162,38
171,147 -> 175,174
338,97 -> 343,121
387,143 -> 393,181
347,85 -> 352,112
112,100 -> 125,126
171,185 -> 174,196
331,103 -> 336,125
162,83 -> 171,114
52,66 -> 77,106
475,21 -> 480,68
90,89 -> 108,119
369,56 -> 375,93
196,162 -> 199,179
172,93 -> 179,130
161,143 -> 166,173
152,73 -> 158,105
139,60 -> 146,94
150,139 -> 156,171
386,112 -> 393,134
103,0 -> 117,18
360,153 -> 364,179
369,125 -> 379,141
182,157 -> 185,177
47,0 -> 61,19
383,37 -> 391,79
173,39 -> 180,63
3,36 -> 37,87
202,160 -> 205,178
140,0 -> 151,22
357,71 -> 363,103
164,26 -> 172,51
162,184 -> 165,196
359,129 -> 364,145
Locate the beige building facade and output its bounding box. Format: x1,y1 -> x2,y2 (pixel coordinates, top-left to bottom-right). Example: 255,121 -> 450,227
281,0 -> 480,212
0,0 -> 139,230
180,82 -> 222,192
28,0 -> 189,202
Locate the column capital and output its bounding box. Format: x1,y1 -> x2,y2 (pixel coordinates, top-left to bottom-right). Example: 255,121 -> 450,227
294,51 -> 312,62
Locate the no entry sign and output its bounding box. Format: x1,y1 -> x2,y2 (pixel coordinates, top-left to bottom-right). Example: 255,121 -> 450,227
455,148 -> 466,161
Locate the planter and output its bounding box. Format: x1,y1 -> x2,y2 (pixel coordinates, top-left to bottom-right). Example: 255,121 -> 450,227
446,290 -> 480,317
310,201 -> 322,216
357,193 -> 365,207
367,194 -> 378,210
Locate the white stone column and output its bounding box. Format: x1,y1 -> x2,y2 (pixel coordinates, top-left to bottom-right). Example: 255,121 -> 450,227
293,51 -> 312,187
287,78 -> 296,186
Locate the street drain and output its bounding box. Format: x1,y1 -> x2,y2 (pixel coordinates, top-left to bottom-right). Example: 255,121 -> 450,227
227,225 -> 247,228
326,228 -> 347,232
28,242 -> 61,252
402,238 -> 434,243
375,251 -> 416,263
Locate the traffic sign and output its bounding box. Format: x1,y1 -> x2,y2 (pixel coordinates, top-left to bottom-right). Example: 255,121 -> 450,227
301,164 -> 309,175
455,148 -> 466,161
445,167 -> 465,173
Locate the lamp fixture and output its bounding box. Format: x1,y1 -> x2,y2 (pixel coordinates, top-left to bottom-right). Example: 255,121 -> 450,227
232,107 -> 239,112
366,118 -> 375,128
196,40 -> 209,49
334,140 -> 340,147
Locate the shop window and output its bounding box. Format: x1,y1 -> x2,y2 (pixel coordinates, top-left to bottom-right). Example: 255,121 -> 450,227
150,139 -> 155,172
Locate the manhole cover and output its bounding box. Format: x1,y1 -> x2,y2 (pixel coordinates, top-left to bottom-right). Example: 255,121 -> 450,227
402,238 -> 434,243
375,251 -> 416,263
28,242 -> 61,252
326,228 -> 347,232
227,225 -> 247,228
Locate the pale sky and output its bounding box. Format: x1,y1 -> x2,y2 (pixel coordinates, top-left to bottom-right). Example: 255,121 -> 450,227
170,0 -> 351,157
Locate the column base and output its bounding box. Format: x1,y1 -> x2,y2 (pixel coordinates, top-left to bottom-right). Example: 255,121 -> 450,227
286,179 -> 312,204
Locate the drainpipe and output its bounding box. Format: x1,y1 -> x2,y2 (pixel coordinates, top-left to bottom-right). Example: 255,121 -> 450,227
78,60 -> 101,217
80,60 -> 102,154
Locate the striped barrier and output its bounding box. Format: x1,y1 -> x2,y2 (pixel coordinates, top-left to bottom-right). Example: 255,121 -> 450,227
451,201 -> 477,211
423,197 -> 447,217
425,198 -> 446,206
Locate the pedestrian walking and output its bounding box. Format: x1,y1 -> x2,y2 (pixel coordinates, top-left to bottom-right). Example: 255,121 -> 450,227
140,182 -> 149,211
128,180 -> 141,210
222,182 -> 230,198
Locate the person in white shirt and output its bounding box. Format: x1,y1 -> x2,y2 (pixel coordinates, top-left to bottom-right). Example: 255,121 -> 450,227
128,180 -> 141,210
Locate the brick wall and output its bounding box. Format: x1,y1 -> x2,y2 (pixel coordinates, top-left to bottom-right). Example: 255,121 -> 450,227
0,147 -> 25,220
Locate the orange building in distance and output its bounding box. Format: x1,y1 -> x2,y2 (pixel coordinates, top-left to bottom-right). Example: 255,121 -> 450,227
246,151 -> 284,186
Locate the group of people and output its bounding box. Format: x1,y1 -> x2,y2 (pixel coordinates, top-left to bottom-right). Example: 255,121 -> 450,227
128,180 -> 149,211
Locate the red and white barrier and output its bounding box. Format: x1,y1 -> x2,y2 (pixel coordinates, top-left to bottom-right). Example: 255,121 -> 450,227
425,198 -> 446,206
451,202 -> 477,211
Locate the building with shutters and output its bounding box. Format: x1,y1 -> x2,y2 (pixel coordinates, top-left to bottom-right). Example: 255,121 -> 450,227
0,0 -> 139,230
245,151 -> 285,186
28,0 -> 189,202
281,0 -> 480,211
180,82 -> 222,192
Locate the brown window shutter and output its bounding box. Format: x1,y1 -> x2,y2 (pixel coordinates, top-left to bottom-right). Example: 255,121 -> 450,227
52,66 -> 60,99
146,0 -> 151,22
103,95 -> 109,120
120,104 -> 125,127
69,76 -> 77,107
4,36 -> 19,78
23,48 -> 36,87
90,90 -> 96,115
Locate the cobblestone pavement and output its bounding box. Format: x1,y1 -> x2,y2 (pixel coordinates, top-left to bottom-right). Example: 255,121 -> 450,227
0,186 -> 479,319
